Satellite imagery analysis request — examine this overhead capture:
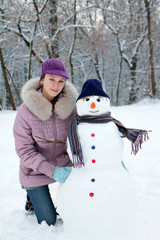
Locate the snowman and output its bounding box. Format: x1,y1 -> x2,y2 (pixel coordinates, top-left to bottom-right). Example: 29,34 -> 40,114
56,79 -> 149,240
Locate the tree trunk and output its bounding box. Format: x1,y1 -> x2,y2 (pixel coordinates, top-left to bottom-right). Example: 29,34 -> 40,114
49,0 -> 59,58
69,0 -> 77,84
116,55 -> 123,106
94,52 -> 102,83
128,68 -> 137,104
0,46 -> 16,110
5,67 -> 22,104
28,21 -> 38,80
144,0 -> 156,97
128,61 -> 137,104
116,36 -> 123,106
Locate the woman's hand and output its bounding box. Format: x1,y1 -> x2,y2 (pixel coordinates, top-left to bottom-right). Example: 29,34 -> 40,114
52,167 -> 72,183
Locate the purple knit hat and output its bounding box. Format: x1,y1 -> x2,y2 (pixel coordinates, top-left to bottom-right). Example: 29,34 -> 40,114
40,58 -> 69,79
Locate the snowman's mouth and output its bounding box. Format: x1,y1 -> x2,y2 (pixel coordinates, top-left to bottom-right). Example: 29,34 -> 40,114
90,110 -> 99,113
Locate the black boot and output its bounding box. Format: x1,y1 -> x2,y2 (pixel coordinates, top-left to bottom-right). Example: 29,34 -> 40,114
25,194 -> 34,212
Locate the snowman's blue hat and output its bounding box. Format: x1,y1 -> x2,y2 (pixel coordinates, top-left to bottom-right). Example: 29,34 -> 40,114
77,79 -> 110,101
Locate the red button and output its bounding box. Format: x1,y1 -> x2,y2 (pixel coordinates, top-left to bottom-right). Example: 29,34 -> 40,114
89,192 -> 94,197
91,133 -> 95,137
92,159 -> 96,163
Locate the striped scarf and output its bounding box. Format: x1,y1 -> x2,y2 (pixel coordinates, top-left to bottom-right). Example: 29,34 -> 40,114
68,113 -> 149,168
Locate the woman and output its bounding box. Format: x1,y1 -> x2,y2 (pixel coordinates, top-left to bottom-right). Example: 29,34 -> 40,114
13,58 -> 78,225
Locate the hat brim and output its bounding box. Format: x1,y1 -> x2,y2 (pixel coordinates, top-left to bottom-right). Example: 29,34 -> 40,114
77,93 -> 109,102
41,70 -> 69,79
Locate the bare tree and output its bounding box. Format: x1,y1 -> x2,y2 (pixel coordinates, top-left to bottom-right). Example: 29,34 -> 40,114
68,0 -> 77,84
100,0 -> 147,104
48,0 -> 59,58
0,45 -> 16,110
144,0 -> 156,97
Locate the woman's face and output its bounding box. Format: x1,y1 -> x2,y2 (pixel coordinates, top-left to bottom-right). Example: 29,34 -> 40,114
40,74 -> 65,101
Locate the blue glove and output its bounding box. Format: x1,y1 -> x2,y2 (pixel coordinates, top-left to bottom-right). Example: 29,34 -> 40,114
52,167 -> 72,183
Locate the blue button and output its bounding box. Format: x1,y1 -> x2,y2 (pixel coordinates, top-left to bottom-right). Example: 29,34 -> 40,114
91,178 -> 95,182
91,145 -> 95,149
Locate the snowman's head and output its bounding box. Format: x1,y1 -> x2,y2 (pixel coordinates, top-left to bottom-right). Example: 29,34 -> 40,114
76,79 -> 110,116
77,95 -> 110,116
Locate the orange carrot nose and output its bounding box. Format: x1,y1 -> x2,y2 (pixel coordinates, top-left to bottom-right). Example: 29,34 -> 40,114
91,102 -> 96,108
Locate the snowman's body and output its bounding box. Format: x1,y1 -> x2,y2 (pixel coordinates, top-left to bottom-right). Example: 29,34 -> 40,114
56,95 -> 136,239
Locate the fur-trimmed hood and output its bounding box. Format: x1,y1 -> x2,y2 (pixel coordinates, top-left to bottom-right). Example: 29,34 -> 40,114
21,77 -> 78,120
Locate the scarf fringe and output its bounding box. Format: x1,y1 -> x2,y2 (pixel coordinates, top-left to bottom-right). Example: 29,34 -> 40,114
131,131 -> 149,155
72,153 -> 85,168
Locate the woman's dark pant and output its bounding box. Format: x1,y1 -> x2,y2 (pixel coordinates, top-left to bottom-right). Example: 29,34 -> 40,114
26,185 -> 57,226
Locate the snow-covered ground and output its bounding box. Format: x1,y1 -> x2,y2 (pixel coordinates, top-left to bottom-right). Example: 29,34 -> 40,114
0,98 -> 160,240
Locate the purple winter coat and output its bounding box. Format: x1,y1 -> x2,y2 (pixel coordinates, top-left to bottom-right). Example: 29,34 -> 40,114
13,77 -> 78,188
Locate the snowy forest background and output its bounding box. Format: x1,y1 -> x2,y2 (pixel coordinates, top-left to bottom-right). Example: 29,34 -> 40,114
0,0 -> 160,110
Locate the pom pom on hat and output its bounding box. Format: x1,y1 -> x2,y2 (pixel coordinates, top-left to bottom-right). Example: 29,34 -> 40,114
40,58 -> 69,79
77,79 -> 110,101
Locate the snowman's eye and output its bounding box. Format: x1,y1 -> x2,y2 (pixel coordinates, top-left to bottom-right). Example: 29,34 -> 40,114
86,98 -> 90,101
97,98 -> 101,102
